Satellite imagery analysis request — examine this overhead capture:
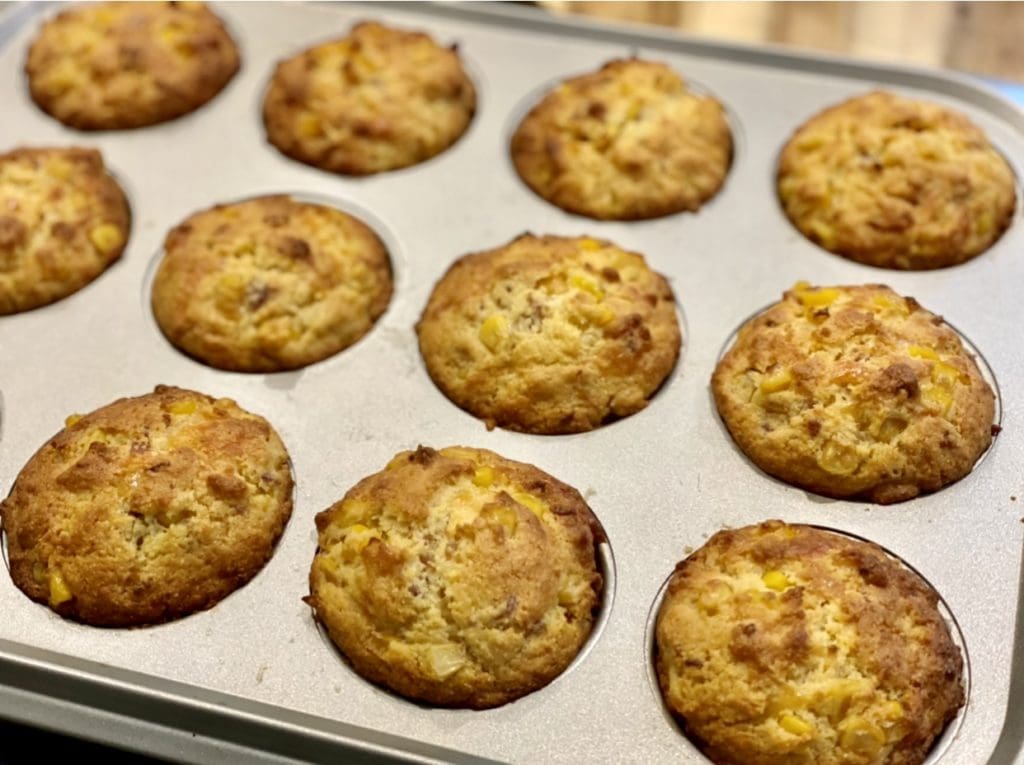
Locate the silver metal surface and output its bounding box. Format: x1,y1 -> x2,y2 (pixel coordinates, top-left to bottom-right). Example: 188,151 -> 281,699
1,2 -> 1023,763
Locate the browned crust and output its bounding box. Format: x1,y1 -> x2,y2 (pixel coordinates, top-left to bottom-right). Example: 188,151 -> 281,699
416,233 -> 681,434
151,194 -> 393,372
0,146 -> 131,315
0,385 -> 294,627
25,2 -> 239,130
510,58 -> 733,220
711,283 -> 995,504
777,90 -> 1016,270
655,520 -> 964,765
307,445 -> 603,708
261,21 -> 476,176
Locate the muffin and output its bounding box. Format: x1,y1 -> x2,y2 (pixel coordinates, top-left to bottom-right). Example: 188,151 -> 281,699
655,520 -> 965,765
0,146 -> 130,315
0,386 -> 293,627
416,233 -> 681,434
262,21 -> 476,175
151,195 -> 393,373
26,2 -> 239,130
711,283 -> 995,504
510,59 -> 733,220
307,445 -> 603,708
777,90 -> 1016,270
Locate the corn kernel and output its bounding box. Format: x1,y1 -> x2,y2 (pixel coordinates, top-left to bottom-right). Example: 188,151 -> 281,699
64,413 -> 83,427
871,294 -> 907,314
89,223 -> 123,253
168,400 -> 197,415
760,368 -> 793,394
881,700 -> 903,720
818,441 -> 860,476
626,101 -> 642,120
795,285 -> 840,308
472,466 -> 494,488
932,360 -> 962,387
779,714 -> 812,736
512,491 -> 546,518
762,570 -> 792,591
570,273 -> 605,301
32,561 -> 47,585
838,716 -> 885,756
922,385 -> 953,414
46,159 -> 71,181
907,345 -> 939,361
425,645 -> 465,679
478,314 -> 507,352
48,570 -> 72,606
976,210 -> 993,235
345,524 -> 377,552
877,417 -> 907,442
298,112 -> 322,138
578,237 -> 602,251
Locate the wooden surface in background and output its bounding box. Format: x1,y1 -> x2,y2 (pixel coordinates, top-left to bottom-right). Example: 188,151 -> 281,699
542,2 -> 1024,81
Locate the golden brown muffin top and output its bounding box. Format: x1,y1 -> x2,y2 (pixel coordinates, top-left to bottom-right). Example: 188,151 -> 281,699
262,21 -> 476,175
26,1 -> 240,130
416,233 -> 681,434
712,283 -> 995,503
151,195 -> 392,372
511,58 -> 733,220
777,90 -> 1016,270
308,445 -> 603,708
656,520 -> 964,765
0,386 -> 293,627
0,146 -> 130,315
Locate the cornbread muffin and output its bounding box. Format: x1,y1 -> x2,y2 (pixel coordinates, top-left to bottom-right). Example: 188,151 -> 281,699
416,234 -> 681,434
308,445 -> 603,708
26,2 -> 239,130
262,21 -> 476,175
0,147 -> 130,315
655,521 -> 964,765
712,283 -> 995,504
777,91 -> 1016,270
151,195 -> 392,372
510,59 -> 733,220
0,386 -> 293,627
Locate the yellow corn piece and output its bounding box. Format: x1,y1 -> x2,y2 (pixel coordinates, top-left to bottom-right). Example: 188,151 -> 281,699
512,491 -> 546,518
425,645 -> 465,679
881,700 -> 903,721
89,223 -> 123,253
760,368 -> 793,394
907,345 -> 939,361
299,112 -> 322,138
762,570 -> 792,591
46,159 -> 71,181
578,237 -> 602,251
779,714 -> 812,736
478,314 -> 507,352
168,399 -> 197,415
932,360 -> 964,387
570,273 -> 605,302
472,465 -> 494,488
794,284 -> 840,308
922,385 -> 953,414
48,570 -> 72,606
838,716 -> 886,756
64,413 -> 83,427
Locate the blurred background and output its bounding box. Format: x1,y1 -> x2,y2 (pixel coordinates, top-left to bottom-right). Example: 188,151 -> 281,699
542,1 -> 1024,81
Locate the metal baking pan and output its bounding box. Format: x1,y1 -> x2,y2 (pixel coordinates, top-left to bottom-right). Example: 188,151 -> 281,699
1,2 -> 1022,763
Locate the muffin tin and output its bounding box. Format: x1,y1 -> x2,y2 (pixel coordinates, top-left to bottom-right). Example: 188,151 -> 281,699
1,3 -> 1023,763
